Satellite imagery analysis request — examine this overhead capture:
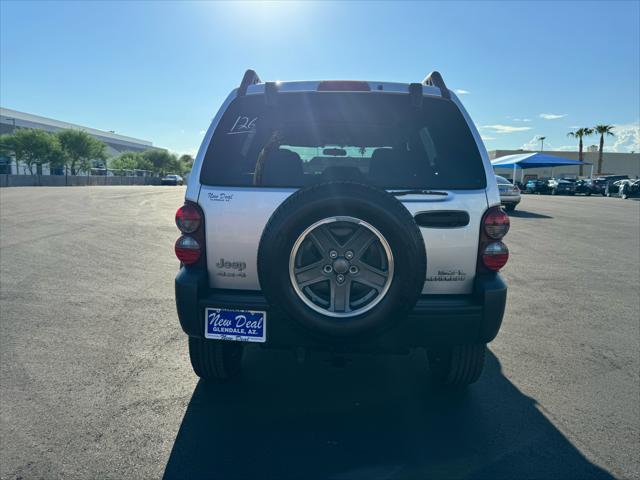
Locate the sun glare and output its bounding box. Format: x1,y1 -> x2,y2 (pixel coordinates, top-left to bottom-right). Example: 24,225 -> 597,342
203,1 -> 311,35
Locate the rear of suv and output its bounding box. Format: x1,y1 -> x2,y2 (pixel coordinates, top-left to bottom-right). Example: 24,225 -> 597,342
174,70 -> 508,387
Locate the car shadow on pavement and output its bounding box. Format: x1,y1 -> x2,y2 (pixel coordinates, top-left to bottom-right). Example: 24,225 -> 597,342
508,210 -> 553,219
163,348 -> 613,480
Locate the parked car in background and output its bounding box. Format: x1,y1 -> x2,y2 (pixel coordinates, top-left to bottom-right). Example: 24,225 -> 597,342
571,178 -> 603,196
606,179 -> 634,197
599,175 -> 629,184
589,178 -> 608,196
549,178 -> 576,195
161,174 -> 184,186
495,175 -> 521,211
622,180 -> 640,199
524,179 -> 550,194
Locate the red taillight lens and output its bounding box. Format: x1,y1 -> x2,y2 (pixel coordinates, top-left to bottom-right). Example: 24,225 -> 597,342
317,81 -> 371,91
175,235 -> 201,264
478,206 -> 510,273
513,185 -> 520,192
481,241 -> 509,271
175,204 -> 201,233
483,208 -> 510,239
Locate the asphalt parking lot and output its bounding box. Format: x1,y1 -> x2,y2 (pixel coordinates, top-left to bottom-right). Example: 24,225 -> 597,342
0,186 -> 638,480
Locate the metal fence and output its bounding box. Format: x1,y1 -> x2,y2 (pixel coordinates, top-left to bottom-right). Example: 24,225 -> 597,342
0,175 -> 164,188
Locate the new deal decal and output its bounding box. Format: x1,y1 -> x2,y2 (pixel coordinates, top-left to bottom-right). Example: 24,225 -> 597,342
205,308 -> 266,343
207,192 -> 233,202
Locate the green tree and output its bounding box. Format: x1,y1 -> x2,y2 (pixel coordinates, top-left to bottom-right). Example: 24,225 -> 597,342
567,127 -> 593,176
109,151 -> 154,175
136,156 -> 154,173
110,152 -> 141,174
57,129 -> 107,175
142,149 -> 178,176
0,134 -> 17,173
593,125 -> 615,174
178,154 -> 194,176
0,129 -> 61,175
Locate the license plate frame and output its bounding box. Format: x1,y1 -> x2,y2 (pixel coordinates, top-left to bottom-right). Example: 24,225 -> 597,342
204,307 -> 267,343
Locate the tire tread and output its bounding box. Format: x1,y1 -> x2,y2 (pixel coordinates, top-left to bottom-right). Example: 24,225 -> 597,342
188,337 -> 242,381
430,344 -> 486,387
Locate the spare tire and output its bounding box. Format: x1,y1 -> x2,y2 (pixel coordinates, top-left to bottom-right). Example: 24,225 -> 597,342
257,182 -> 426,337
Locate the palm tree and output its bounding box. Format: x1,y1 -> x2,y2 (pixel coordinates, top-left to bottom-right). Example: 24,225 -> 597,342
593,125 -> 615,174
538,136 -> 546,152
567,128 -> 593,176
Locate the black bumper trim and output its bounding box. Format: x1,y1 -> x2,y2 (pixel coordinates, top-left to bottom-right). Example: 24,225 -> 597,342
175,268 -> 507,350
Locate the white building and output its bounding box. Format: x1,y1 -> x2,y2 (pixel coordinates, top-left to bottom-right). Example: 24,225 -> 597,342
0,107 -> 157,175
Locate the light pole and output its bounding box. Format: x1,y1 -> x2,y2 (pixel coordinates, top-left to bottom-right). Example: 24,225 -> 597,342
538,136 -> 546,152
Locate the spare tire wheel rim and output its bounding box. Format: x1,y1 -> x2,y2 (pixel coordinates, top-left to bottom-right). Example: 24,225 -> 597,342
289,216 -> 394,318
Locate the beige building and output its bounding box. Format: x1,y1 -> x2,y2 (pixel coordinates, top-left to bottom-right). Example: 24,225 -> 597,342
489,149 -> 640,181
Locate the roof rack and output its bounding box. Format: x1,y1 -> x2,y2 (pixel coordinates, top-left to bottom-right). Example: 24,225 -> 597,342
238,69 -> 262,96
408,83 -> 423,108
422,71 -> 450,99
264,81 -> 279,106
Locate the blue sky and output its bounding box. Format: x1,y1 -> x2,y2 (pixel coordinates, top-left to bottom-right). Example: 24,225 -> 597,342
1,1 -> 639,156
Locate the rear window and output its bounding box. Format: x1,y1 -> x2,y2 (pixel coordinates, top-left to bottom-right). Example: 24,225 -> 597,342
495,175 -> 510,184
200,92 -> 486,189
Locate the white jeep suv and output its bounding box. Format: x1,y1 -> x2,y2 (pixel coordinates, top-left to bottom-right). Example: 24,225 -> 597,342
174,70 -> 509,387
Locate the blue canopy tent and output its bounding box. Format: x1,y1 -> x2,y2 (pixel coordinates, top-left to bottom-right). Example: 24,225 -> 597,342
491,152 -> 593,183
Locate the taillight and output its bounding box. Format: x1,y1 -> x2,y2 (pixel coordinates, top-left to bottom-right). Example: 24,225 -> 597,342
174,201 -> 205,267
478,206 -> 510,272
175,236 -> 201,264
513,185 -> 520,193
176,204 -> 201,233
481,241 -> 509,271
483,208 -> 510,239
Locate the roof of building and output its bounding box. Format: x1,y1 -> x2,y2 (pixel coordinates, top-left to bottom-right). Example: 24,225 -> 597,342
0,107 -> 153,150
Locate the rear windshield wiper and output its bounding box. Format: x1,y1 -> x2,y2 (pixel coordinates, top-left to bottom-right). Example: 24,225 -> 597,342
389,189 -> 449,197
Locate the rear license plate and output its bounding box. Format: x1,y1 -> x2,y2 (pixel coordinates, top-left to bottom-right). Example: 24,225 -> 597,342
205,308 -> 266,343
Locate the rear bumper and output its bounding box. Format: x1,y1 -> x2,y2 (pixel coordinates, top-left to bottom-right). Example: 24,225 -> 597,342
175,268 -> 507,352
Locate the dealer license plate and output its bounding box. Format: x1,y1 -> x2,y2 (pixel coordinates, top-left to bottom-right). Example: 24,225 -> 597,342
204,308 -> 266,343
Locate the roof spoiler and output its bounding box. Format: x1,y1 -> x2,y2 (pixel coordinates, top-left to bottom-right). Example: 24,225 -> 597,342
237,68 -> 451,100
422,71 -> 450,99
238,69 -> 261,96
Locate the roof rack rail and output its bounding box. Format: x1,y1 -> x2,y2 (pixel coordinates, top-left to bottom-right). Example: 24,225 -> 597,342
422,71 -> 450,99
408,83 -> 423,108
238,69 -> 262,96
264,81 -> 278,106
